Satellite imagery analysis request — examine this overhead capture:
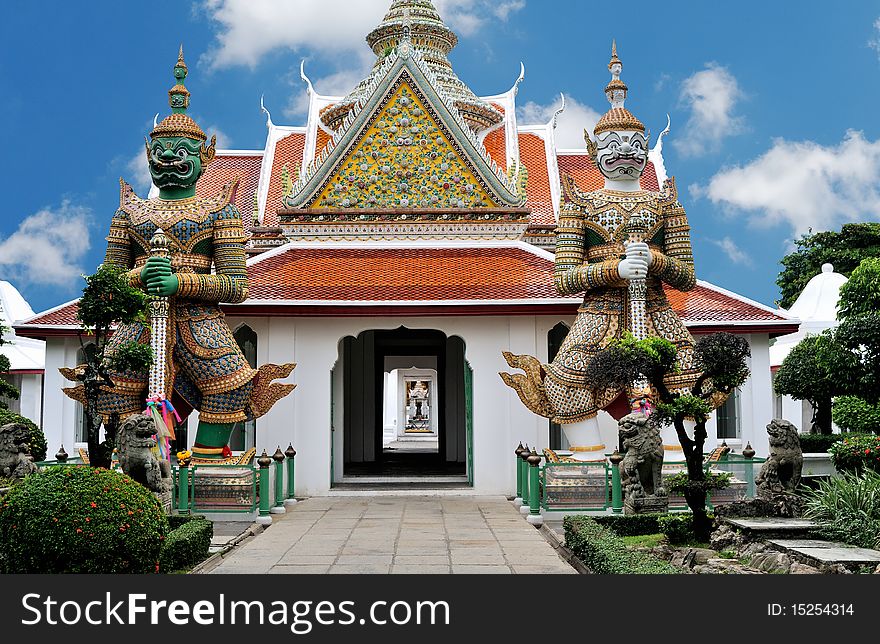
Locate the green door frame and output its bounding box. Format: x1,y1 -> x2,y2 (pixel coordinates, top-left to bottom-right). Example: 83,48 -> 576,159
465,360 -> 474,487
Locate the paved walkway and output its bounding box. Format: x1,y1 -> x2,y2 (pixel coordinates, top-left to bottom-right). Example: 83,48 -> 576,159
206,496 -> 576,575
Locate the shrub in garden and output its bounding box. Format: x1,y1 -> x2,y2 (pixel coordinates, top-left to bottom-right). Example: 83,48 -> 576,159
798,433 -> 850,454
0,409 -> 47,462
803,470 -> 880,549
563,516 -> 679,574
832,397 -> 880,435
664,471 -> 731,497
658,513 -> 699,545
160,516 -> 213,572
829,434 -> 880,475
0,466 -> 168,573
593,513 -> 663,537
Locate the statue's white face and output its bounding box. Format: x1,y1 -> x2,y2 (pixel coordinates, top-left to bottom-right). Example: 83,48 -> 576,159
595,129 -> 648,182
610,62 -> 622,77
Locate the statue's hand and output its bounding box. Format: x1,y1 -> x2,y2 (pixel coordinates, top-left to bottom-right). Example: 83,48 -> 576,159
142,256 -> 179,297
619,242 -> 649,281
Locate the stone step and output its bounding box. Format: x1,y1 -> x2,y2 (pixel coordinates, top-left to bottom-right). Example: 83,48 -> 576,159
722,517 -> 817,538
767,539 -> 880,571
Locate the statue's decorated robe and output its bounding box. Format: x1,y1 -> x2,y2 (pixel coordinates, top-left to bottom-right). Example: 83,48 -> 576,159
90,180 -> 289,424
543,177 -> 701,424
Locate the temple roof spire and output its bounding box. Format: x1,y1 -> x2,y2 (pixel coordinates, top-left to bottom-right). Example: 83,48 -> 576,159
594,40 -> 645,135
321,0 -> 502,133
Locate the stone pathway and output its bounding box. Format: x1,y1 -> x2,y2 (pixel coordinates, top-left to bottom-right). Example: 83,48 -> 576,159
205,496 -> 576,575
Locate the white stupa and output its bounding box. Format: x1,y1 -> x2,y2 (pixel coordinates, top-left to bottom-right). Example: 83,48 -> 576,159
770,264 -> 848,368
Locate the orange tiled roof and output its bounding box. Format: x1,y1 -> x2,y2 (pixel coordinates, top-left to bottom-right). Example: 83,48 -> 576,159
518,133 -> 555,227
246,246 -> 561,302
557,154 -> 660,193
197,154 -> 263,230
484,127 -> 507,173
16,263 -> 793,330
315,128 -> 332,157
264,132 -> 306,227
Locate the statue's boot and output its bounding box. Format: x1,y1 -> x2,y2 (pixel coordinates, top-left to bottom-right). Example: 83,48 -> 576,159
500,352 -> 553,418
561,418 -> 606,462
192,422 -> 235,461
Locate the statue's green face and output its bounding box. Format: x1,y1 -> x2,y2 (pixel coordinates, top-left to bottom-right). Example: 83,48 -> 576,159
148,136 -> 203,190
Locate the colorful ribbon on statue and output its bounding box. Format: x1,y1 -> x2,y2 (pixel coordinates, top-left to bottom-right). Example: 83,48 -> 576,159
144,395 -> 180,461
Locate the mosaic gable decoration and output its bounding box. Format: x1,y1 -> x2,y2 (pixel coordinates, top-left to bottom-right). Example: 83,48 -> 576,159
310,81 -> 499,210
282,38 -> 524,212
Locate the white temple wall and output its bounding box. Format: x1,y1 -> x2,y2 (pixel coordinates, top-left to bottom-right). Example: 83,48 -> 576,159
42,337 -> 86,457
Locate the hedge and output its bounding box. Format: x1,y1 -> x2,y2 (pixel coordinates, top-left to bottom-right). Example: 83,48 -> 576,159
798,433 -> 851,454
563,516 -> 680,574
160,517 -> 213,572
593,513 -> 663,536
0,409 -> 47,462
0,467 -> 168,573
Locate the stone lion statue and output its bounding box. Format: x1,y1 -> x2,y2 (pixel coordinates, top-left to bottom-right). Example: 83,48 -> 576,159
117,414 -> 172,493
0,422 -> 38,481
755,419 -> 802,500
619,412 -> 666,501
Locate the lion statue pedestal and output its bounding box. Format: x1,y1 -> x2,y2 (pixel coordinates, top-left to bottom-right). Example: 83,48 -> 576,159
619,412 -> 668,515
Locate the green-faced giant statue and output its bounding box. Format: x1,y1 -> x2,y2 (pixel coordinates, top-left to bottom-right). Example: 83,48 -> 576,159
64,47 -> 296,463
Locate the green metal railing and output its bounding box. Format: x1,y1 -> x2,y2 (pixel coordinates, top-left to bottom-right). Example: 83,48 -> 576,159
515,443 -> 768,515
171,446 -> 298,517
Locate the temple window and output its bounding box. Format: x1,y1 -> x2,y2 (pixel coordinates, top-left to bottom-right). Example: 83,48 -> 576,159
716,389 -> 742,441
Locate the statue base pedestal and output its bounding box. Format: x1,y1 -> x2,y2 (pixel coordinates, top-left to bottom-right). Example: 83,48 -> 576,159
154,491 -> 173,515
625,496 -> 669,516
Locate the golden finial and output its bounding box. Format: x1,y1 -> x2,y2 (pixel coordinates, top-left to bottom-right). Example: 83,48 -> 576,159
177,44 -> 188,71
609,39 -> 622,70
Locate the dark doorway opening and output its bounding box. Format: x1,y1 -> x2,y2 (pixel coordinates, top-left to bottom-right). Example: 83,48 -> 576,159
339,328 -> 468,482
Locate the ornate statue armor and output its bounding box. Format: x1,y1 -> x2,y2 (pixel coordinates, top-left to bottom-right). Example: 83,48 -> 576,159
502,43 -> 702,450
65,48 -> 295,462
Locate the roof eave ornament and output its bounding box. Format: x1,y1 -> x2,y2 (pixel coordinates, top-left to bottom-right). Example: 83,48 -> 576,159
512,62 -> 526,97
300,60 -> 315,96
551,93 -> 566,130
260,95 -> 274,129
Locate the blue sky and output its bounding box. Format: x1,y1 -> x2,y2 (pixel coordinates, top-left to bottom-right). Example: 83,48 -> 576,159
2,0 -> 879,314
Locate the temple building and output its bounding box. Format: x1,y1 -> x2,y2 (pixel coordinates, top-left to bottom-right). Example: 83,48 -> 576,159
0,281 -> 45,426
15,1 -> 798,496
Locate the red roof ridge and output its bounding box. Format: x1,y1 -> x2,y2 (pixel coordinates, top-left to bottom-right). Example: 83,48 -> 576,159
694,280 -> 797,323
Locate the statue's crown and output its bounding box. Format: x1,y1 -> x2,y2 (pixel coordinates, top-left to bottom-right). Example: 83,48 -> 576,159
150,46 -> 207,142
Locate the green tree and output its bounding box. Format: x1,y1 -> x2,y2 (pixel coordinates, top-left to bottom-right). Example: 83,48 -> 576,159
774,336 -> 837,434
777,223 -> 880,309
0,324 -> 21,405
586,332 -> 751,541
70,265 -> 153,468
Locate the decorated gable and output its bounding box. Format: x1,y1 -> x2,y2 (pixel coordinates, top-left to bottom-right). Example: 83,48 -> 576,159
309,80 -> 499,210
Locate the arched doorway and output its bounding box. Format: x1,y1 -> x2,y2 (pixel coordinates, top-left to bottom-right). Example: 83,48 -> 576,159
333,327 -> 470,485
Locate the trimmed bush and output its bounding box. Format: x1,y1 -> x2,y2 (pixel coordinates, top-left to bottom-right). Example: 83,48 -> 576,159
160,517 -> 213,572
833,396 -> 880,435
658,514 -> 694,545
829,434 -> 880,474
799,433 -> 848,454
0,409 -> 47,462
563,516 -> 680,574
168,513 -> 208,530
0,467 -> 168,573
593,513 -> 663,537
804,470 -> 880,549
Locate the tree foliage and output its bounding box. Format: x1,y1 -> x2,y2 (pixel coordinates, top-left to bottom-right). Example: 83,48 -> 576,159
72,264 -> 152,468
586,332 -> 751,540
774,335 -> 837,434
777,223 -> 880,309
0,324 -> 20,405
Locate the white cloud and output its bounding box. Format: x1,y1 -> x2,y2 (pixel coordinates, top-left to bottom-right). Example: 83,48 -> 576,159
492,1 -> 525,21
517,94 -> 602,149
692,130 -> 880,236
0,202 -> 92,287
200,0 -> 525,70
673,63 -> 745,157
870,17 -> 880,59
710,237 -> 753,267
